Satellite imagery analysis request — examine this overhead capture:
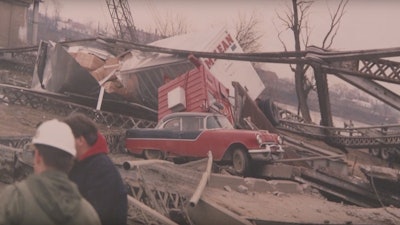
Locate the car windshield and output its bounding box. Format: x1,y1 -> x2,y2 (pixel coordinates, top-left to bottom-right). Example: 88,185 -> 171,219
206,115 -> 233,129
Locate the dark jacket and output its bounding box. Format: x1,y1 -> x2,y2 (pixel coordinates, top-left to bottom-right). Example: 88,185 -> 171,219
69,133 -> 127,225
0,170 -> 101,225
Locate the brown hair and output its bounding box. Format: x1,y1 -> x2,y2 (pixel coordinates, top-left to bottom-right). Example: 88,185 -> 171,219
34,144 -> 74,173
63,113 -> 98,146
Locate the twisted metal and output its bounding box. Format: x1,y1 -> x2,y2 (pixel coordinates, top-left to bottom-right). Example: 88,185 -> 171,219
0,84 -> 158,153
278,118 -> 400,148
0,84 -> 157,130
0,46 -> 38,74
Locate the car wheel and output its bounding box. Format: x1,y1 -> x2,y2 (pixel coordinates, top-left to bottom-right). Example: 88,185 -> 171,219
232,148 -> 249,176
143,149 -> 164,160
380,148 -> 390,160
369,148 -> 380,157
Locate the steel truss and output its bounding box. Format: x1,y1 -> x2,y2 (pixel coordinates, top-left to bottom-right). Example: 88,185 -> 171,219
105,0 -> 137,42
123,165 -> 193,225
279,118 -> 400,148
0,84 -> 157,152
126,183 -> 188,225
0,46 -> 38,74
0,84 -> 156,129
4,41 -> 400,150
129,185 -> 187,214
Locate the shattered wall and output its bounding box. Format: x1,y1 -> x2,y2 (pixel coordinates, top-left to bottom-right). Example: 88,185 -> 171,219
0,0 -> 33,47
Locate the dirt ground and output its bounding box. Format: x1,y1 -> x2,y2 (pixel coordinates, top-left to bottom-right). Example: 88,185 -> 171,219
1,101 -> 400,225
0,102 -> 114,136
0,103 -> 55,136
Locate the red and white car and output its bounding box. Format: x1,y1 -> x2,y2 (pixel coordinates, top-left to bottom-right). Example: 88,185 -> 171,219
125,112 -> 284,175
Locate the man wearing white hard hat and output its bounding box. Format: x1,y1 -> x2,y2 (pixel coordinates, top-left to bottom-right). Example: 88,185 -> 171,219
0,119 -> 101,225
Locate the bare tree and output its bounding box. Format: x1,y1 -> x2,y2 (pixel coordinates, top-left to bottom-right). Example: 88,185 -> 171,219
154,11 -> 188,38
234,11 -> 263,53
275,0 -> 349,123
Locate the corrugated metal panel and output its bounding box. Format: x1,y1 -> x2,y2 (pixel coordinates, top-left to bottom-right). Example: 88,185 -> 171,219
31,42 -> 101,95
158,64 -> 233,122
158,66 -> 207,120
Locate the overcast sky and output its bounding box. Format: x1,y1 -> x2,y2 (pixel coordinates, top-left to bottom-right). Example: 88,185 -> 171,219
40,0 -> 400,49
38,0 -> 400,86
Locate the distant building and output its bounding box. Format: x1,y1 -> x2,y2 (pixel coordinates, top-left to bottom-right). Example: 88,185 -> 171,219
57,19 -> 93,35
0,0 -> 34,47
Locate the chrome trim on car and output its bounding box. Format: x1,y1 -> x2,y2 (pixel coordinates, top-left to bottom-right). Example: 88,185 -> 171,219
256,134 -> 262,145
248,144 -> 284,161
249,144 -> 284,154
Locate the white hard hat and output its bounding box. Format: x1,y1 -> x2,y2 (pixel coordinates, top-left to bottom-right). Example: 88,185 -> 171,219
32,119 -> 76,157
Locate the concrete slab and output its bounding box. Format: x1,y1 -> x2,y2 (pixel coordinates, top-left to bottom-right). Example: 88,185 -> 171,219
267,180 -> 303,194
209,173 -> 245,189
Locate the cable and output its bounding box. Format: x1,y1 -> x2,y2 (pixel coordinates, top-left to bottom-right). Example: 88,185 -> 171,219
369,176 -> 400,220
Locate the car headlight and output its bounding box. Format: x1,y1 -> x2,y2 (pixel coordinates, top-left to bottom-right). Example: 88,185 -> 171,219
256,134 -> 263,145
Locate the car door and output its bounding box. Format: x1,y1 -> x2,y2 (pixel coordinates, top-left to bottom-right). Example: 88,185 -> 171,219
174,116 -> 203,156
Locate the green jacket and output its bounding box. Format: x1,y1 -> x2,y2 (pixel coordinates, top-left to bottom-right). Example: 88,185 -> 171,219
0,170 -> 101,225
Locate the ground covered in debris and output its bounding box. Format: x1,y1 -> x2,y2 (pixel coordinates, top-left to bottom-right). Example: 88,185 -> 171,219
116,158 -> 400,225
1,102 -> 400,225
205,185 -> 400,225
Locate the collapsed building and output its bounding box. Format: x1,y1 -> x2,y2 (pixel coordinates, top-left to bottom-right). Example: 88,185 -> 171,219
30,28 -> 264,120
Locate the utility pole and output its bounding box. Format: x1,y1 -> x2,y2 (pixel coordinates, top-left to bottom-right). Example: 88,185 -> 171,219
32,0 -> 40,45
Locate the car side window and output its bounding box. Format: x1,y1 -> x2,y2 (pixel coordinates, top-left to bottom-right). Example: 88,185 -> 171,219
163,118 -> 180,131
206,116 -> 233,129
206,117 -> 219,129
182,117 -> 203,131
198,118 -> 204,130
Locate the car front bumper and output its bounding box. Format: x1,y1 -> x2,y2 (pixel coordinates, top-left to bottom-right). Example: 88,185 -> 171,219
248,145 -> 284,161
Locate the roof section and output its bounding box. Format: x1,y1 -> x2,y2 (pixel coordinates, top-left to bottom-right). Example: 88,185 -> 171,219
150,27 -> 265,100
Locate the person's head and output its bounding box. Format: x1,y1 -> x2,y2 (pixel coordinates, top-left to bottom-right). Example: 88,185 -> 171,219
63,113 -> 99,158
31,119 -> 76,174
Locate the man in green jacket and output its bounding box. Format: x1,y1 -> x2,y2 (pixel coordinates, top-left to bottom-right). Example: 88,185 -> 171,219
0,119 -> 101,225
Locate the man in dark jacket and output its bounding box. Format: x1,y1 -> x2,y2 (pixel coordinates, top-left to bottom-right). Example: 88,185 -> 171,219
0,119 -> 101,225
64,113 -> 128,225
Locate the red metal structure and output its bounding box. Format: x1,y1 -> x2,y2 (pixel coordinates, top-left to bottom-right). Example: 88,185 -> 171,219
158,59 -> 234,124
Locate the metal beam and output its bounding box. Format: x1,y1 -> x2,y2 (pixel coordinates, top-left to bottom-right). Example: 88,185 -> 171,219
314,66 -> 333,127
187,197 -> 253,225
189,151 -> 213,207
335,72 -> 400,111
